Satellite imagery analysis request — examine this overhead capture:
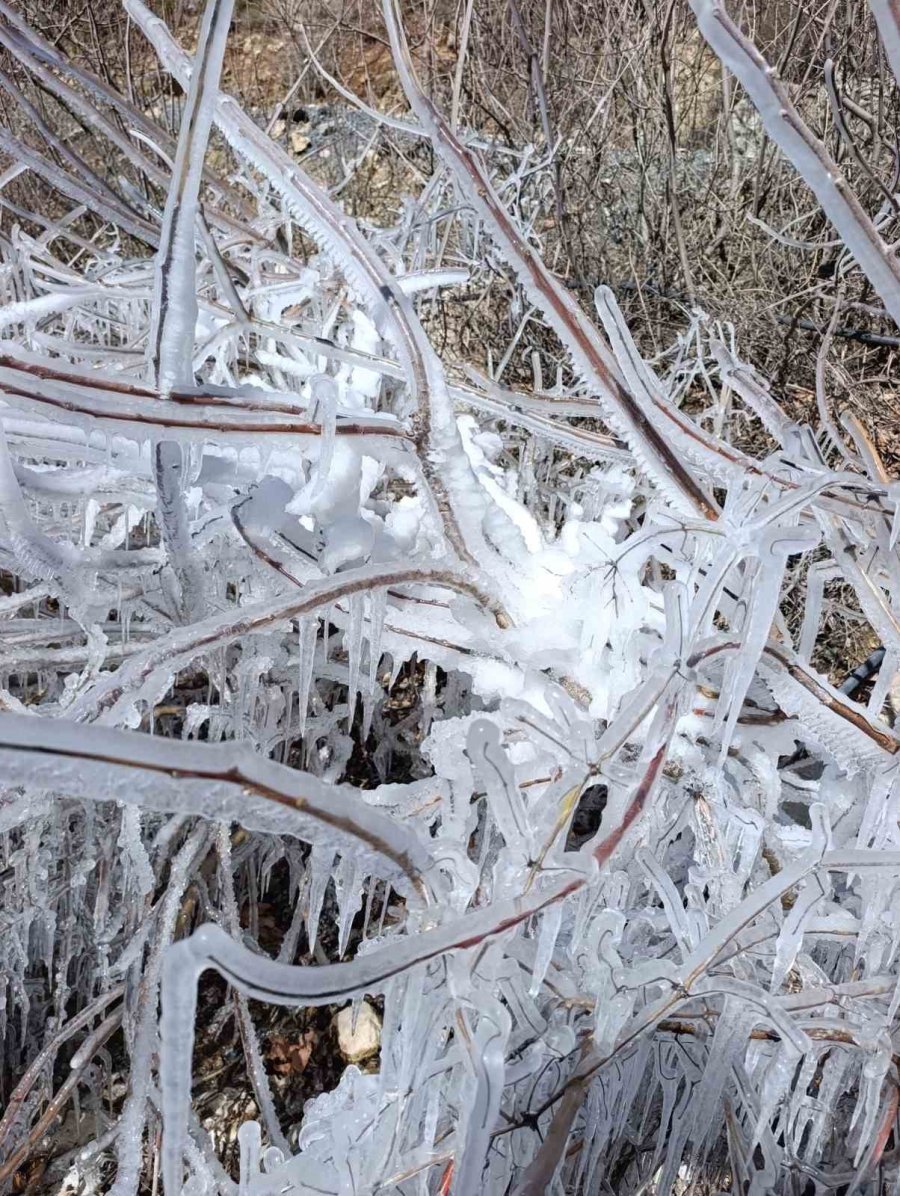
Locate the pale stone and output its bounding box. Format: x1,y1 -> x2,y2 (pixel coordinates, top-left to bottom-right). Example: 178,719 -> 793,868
336,1001 -> 381,1063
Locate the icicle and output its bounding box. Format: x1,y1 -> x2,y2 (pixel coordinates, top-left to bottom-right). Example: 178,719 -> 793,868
296,615 -> 317,739
528,902 -> 562,998
360,588 -> 387,740
421,659 -> 438,738
716,525 -> 820,760
867,650 -> 896,719
685,997 -> 749,1171
466,719 -> 531,858
752,1043 -> 802,1148
451,994 -> 511,1196
335,857 -> 364,958
531,349 -> 542,393
770,875 -> 827,993
850,1037 -> 892,1165
359,876 -> 378,945
346,592 -> 365,729
305,845 -> 334,958
237,1120 -> 262,1195
118,806 -> 154,897
310,374 -> 337,495
133,826 -> 211,1196
367,587 -> 387,694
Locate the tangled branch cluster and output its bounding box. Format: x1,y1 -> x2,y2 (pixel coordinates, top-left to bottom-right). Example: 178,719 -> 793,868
2,0 -> 900,1192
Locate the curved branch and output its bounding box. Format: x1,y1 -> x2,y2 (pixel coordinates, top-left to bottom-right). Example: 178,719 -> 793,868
67,562 -> 510,723
688,0 -> 900,327
0,710 -> 438,898
381,0 -> 719,521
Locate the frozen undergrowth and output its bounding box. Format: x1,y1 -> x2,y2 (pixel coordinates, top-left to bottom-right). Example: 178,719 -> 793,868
2,0 -> 900,1192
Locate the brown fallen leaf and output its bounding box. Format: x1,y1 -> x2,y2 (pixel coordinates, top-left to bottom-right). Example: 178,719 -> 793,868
267,1029 -> 316,1076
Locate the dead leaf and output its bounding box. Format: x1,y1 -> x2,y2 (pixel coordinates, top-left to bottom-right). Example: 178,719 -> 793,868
267,1029 -> 315,1076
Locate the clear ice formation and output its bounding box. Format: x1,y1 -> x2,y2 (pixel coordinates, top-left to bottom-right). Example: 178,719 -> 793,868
2,0 -> 900,1191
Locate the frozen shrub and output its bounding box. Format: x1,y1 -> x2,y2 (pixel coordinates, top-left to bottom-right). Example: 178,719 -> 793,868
1,0 -> 900,1192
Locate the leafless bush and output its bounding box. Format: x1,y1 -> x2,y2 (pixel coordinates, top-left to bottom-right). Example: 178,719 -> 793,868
2,0 -> 900,1193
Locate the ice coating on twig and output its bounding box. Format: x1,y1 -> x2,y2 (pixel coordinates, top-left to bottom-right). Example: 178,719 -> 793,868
689,0 -> 900,325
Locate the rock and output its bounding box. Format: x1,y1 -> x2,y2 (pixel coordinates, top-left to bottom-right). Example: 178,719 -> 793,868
336,1001 -> 381,1064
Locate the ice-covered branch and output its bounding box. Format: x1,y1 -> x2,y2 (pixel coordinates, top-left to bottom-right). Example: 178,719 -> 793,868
2,0 -> 899,1190
689,0 -> 900,326
382,0 -> 719,521
0,710 -> 444,895
124,0 -> 516,606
